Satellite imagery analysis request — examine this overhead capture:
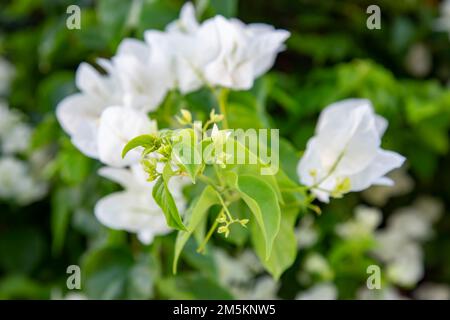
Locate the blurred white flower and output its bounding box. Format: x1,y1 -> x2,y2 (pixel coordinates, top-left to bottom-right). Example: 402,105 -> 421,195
404,43 -> 432,77
303,253 -> 333,280
0,57 -> 15,95
214,249 -> 279,299
0,157 -> 47,205
97,106 -> 157,167
335,206 -> 382,239
386,242 -> 424,288
215,249 -> 253,286
244,276 -> 279,300
435,0 -> 450,38
56,63 -> 122,158
94,164 -> 186,244
295,282 -> 337,300
414,283 -> 450,300
2,122 -> 32,154
295,215 -> 318,249
297,99 -> 405,202
372,197 -> 442,288
357,286 -> 406,300
0,102 -> 32,154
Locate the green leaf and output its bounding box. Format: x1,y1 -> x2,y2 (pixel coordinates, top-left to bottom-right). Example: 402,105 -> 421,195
173,186 -> 221,273
152,165 -> 186,231
121,134 -> 156,159
250,200 -> 298,280
225,172 -> 281,260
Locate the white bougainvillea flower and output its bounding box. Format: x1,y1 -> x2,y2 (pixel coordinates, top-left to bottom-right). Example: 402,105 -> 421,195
202,16 -> 290,90
145,6 -> 217,94
56,63 -> 121,158
111,38 -> 171,112
97,106 -> 157,167
95,165 -> 187,244
298,99 -> 405,202
145,2 -> 289,93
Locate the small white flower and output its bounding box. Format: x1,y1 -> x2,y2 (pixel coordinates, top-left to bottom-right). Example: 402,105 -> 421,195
297,99 -> 405,202
95,165 -> 187,244
97,106 -> 157,167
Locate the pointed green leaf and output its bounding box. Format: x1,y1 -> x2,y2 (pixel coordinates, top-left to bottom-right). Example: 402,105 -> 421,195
225,172 -> 281,260
122,134 -> 156,159
152,166 -> 186,231
250,203 -> 297,280
173,186 -> 221,273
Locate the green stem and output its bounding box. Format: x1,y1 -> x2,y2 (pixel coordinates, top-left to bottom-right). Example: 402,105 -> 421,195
197,212 -> 221,254
198,174 -> 217,186
218,88 -> 229,129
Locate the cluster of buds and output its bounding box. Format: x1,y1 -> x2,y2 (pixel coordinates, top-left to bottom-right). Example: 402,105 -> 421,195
216,209 -> 249,238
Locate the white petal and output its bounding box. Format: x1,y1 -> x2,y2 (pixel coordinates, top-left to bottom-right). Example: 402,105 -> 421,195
97,106 -> 157,167
98,166 -> 137,190
94,191 -> 154,232
75,63 -> 113,101
349,150 -> 406,191
166,2 -> 199,34
56,93 -> 104,158
316,100 -> 380,175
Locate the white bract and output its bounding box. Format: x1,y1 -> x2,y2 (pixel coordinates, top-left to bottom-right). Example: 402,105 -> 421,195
97,106 -> 157,167
95,165 -> 187,244
56,63 -> 121,158
110,39 -> 171,112
298,99 -> 405,202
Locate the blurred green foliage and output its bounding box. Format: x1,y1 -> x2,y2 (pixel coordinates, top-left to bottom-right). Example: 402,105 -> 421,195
0,0 -> 449,299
